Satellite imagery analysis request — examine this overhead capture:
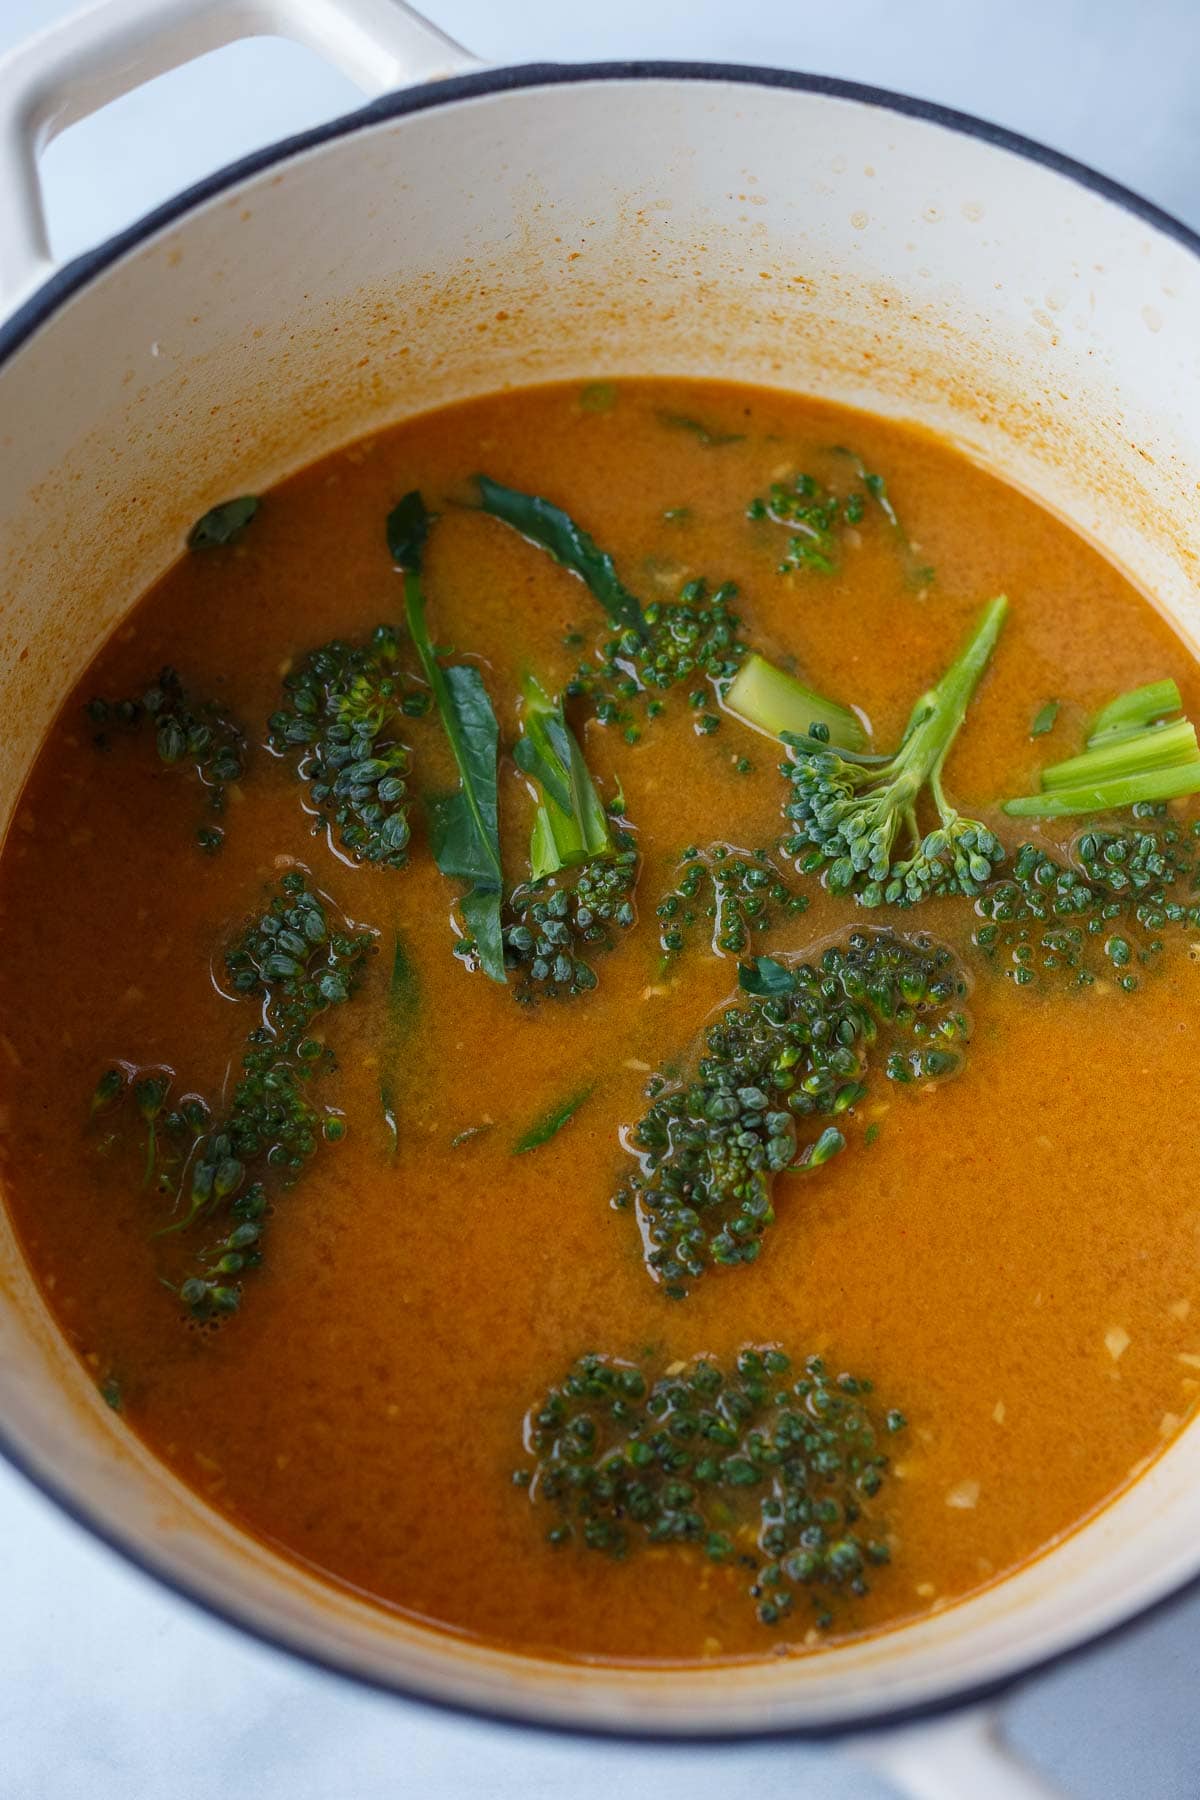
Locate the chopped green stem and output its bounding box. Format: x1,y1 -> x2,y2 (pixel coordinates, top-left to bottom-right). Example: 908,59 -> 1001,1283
1004,764 -> 1200,816
1040,717 -> 1198,791
1005,676 -> 1200,818
515,671 -> 612,878
724,652 -> 866,752
1090,679 -> 1181,741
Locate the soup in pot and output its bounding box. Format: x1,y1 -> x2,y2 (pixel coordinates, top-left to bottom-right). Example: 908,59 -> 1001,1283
2,377 -> 1199,1664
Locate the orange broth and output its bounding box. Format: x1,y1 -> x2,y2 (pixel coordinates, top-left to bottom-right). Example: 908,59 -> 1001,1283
1,378 -> 1198,1664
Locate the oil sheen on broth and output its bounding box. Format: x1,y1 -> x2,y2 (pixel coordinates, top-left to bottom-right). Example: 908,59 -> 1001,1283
2,379 -> 1199,1667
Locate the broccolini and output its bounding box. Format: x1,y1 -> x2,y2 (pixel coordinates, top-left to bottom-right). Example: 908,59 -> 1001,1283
269,625 -> 427,867
517,1346 -> 905,1630
1004,678 -> 1200,817
87,666 -> 246,853
782,597 -> 1007,905
615,931 -> 969,1295
92,870 -> 373,1320
973,818 -> 1200,993
656,843 -> 809,962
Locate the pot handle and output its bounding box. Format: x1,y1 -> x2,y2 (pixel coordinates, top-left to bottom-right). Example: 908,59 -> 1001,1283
849,1704 -> 1067,1800
0,0 -> 482,307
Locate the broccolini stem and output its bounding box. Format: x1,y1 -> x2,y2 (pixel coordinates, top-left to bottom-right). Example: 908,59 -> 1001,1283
897,595 -> 1009,810
1090,679 -> 1181,742
1003,672 -> 1200,818
724,652 -> 866,752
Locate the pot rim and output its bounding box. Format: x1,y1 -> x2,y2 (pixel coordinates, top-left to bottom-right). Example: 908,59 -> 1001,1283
2,55 -> 1198,1742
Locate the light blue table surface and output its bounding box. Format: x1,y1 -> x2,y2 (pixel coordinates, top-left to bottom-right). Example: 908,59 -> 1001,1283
2,3 -> 1200,1796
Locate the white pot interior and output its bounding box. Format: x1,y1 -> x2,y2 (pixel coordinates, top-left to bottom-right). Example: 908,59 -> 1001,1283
2,70 -> 1199,1732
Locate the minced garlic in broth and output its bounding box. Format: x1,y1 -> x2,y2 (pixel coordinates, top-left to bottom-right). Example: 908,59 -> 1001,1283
1,377 -> 1198,1664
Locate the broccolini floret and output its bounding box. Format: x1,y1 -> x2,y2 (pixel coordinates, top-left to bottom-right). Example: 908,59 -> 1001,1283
566,577 -> 748,744
782,597 -> 1007,906
91,870 -> 373,1321
746,449 -> 933,587
973,817 -> 1200,993
615,931 -> 969,1295
87,666 -> 246,853
656,843 -> 808,963
517,1346 -> 905,1630
269,625 -> 427,867
500,852 -> 639,1001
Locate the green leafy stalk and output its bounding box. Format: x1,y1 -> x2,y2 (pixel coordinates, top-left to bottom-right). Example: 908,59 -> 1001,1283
391,491 -> 506,983
475,475 -> 647,635
1004,677 -> 1200,818
783,596 -> 1008,906
514,672 -> 611,879
724,652 -> 866,752
514,1086 -> 594,1152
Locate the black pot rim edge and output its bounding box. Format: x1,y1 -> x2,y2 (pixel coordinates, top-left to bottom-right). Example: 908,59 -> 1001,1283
1,56 -> 1198,1749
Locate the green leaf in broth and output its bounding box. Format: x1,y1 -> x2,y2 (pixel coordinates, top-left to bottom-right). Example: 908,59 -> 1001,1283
738,955 -> 798,998
475,475 -> 647,636
514,1086 -> 594,1153
187,496 -> 259,550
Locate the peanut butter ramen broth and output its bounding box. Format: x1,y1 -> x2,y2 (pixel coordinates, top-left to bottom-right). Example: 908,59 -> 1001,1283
4,378 -> 1200,1666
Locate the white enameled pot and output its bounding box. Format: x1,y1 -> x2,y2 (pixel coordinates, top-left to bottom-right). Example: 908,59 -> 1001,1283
1,2 -> 1198,1792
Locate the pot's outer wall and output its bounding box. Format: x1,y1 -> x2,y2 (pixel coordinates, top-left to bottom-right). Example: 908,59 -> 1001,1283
2,65 -> 1200,1735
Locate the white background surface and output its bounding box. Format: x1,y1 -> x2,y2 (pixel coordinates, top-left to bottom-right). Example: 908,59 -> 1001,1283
2,3 -> 1200,1796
